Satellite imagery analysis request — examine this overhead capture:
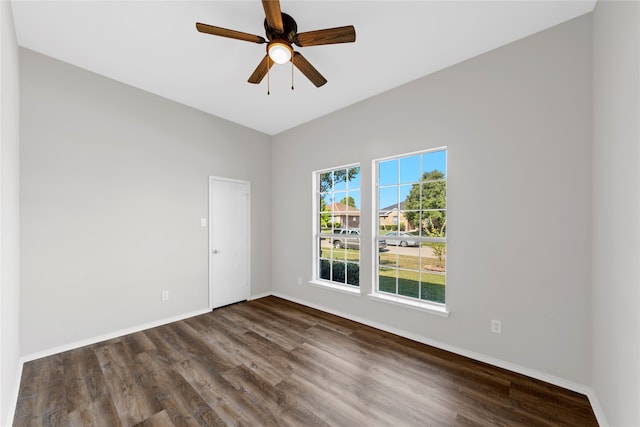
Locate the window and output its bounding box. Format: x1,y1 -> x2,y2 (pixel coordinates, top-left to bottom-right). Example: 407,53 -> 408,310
375,148 -> 447,308
314,165 -> 361,289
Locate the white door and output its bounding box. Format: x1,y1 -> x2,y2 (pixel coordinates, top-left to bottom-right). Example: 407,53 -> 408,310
209,177 -> 250,309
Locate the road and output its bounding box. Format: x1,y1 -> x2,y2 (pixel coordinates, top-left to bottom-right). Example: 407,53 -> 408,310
384,244 -> 435,257
320,239 -> 436,257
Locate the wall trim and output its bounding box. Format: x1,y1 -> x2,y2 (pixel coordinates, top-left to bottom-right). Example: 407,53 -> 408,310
5,360 -> 24,427
20,307 -> 211,364
9,295 -> 608,427
8,307 -> 208,425
585,388 -> 609,427
270,291 -> 607,425
249,291 -> 272,301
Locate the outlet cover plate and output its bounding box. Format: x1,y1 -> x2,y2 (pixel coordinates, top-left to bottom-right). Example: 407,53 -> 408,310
491,320 -> 502,334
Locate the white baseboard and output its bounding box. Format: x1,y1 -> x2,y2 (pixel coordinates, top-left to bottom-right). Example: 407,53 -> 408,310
249,291 -> 272,301
5,359 -> 24,427
8,307 -> 210,426
584,388 -> 609,427
21,307 -> 211,364
269,292 -> 608,426
9,295 -> 609,427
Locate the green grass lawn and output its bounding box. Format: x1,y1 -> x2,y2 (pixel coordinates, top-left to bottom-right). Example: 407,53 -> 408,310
378,270 -> 445,303
319,241 -> 446,303
320,247 -> 360,262
379,251 -> 445,270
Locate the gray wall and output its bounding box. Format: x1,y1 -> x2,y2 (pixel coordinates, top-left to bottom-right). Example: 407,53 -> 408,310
272,15 -> 593,386
0,1 -> 21,424
19,49 -> 272,356
592,1 -> 640,426
13,4 -> 640,425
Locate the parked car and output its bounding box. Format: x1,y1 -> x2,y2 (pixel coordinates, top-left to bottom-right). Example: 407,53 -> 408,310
383,231 -> 420,247
333,229 -> 387,251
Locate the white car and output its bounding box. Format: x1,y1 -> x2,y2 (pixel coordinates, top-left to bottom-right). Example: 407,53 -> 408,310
383,231 -> 420,247
333,229 -> 387,250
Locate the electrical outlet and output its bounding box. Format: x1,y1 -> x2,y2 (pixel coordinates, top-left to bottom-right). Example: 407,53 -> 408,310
200,218 -> 207,227
297,277 -> 302,285
161,290 -> 169,301
491,320 -> 502,334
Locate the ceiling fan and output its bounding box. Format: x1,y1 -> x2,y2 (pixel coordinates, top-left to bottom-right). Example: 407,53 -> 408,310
196,0 -> 356,88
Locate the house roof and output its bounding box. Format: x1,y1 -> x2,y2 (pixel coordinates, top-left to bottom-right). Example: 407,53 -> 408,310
380,201 -> 407,214
327,203 -> 360,216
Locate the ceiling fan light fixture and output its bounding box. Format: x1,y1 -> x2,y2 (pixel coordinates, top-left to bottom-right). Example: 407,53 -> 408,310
196,1 -> 355,87
268,41 -> 292,64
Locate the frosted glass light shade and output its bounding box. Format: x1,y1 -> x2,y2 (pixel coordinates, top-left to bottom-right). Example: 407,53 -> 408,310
268,42 -> 292,64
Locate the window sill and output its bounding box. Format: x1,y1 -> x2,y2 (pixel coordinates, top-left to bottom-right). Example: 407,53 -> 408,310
368,292 -> 450,317
309,280 -> 362,296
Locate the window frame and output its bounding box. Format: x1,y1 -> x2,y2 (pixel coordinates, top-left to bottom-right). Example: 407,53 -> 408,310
311,163 -> 362,294
371,148 -> 449,316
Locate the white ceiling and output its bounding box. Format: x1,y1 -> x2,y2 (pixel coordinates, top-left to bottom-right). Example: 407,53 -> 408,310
11,0 -> 595,135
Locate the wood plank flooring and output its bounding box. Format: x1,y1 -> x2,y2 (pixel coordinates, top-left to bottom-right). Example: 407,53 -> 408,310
14,296 -> 598,426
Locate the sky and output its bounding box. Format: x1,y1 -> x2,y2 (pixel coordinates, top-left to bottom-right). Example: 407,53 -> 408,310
378,149 -> 446,210
321,149 -> 446,211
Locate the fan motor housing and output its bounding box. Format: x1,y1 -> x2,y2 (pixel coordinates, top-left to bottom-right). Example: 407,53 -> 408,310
264,13 -> 297,42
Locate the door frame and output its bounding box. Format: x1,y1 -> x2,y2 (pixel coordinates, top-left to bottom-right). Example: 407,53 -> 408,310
208,176 -> 251,310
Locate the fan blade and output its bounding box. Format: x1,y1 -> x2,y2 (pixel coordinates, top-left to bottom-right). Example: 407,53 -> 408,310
295,25 -> 356,47
293,52 -> 327,87
248,55 -> 276,84
196,22 -> 266,44
262,0 -> 283,32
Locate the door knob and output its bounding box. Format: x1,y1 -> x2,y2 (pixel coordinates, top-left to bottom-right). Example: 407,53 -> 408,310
212,249 -> 221,254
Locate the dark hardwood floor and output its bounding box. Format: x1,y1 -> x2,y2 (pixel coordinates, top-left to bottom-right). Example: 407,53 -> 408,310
14,296 -> 598,426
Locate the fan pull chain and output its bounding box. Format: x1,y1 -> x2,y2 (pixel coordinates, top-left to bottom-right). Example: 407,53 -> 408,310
291,55 -> 294,90
267,56 -> 271,96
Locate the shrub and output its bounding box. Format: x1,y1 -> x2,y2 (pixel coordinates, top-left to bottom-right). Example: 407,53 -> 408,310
383,224 -> 406,232
346,263 -> 360,286
424,218 -> 446,267
319,260 -> 359,287
320,259 -> 331,280
332,262 -> 345,283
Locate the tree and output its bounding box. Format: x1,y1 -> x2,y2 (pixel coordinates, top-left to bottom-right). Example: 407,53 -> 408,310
402,170 -> 446,266
320,168 -> 359,193
424,217 -> 446,267
320,168 -> 359,229
339,196 -> 356,207
403,170 -> 446,231
319,196 -> 330,228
